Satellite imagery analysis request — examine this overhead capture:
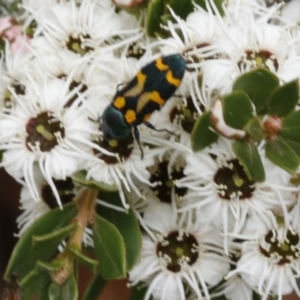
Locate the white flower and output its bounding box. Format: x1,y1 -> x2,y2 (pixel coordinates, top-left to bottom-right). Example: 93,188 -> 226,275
127,150 -> 189,216
158,4 -> 226,60
0,74 -> 96,207
177,138 -> 297,251
201,9 -> 300,92
17,184 -> 50,236
280,0 -> 300,25
216,275 -> 253,300
24,0 -> 140,64
154,4 -> 227,115
85,126 -> 164,209
0,42 -> 34,112
129,204 -> 230,300
226,208 -> 300,299
245,0 -> 300,25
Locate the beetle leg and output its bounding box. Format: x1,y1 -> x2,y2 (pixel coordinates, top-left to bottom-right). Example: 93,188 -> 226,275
133,126 -> 144,159
143,121 -> 174,135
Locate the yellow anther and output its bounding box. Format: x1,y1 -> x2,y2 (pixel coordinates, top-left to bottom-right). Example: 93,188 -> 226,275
280,243 -> 290,252
175,247 -> 184,257
108,139 -> 118,147
232,173 -> 243,187
36,125 -> 55,141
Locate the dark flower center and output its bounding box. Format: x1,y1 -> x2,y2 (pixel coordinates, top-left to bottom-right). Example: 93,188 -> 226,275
169,96 -> 201,134
41,177 -> 75,209
58,75 -> 87,107
260,229 -> 300,265
26,111 -> 65,152
149,160 -> 187,204
4,83 -> 26,110
66,33 -> 94,56
214,159 -> 255,200
94,134 -> 134,164
156,231 -> 199,272
238,50 -> 279,72
265,0 -> 291,7
126,42 -> 146,59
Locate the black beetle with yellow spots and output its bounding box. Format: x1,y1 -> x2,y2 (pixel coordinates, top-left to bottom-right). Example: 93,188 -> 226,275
101,54 -> 186,158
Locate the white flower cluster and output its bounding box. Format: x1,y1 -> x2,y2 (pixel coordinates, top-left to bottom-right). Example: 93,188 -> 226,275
1,0 -> 300,299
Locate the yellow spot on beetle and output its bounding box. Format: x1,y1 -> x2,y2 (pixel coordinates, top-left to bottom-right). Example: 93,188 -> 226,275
114,96 -> 126,109
166,70 -> 180,87
156,58 -> 169,71
137,91 -> 165,113
137,71 -> 147,83
150,91 -> 165,106
124,71 -> 147,97
125,109 -> 137,124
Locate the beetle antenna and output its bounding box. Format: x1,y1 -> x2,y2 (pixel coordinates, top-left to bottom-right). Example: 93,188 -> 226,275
144,121 -> 175,136
134,127 -> 144,159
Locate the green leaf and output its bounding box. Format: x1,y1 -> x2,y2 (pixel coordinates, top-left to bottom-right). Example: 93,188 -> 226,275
279,137 -> 300,157
4,203 -> 77,280
20,269 -> 51,300
211,296 -> 227,300
130,283 -> 148,300
232,139 -> 265,182
221,91 -> 254,129
191,111 -> 218,152
192,0 -> 224,15
82,273 -> 106,300
243,116 -> 263,142
48,275 -> 78,300
32,223 -> 77,248
40,288 -> 50,300
252,291 -> 262,300
97,191 -> 142,271
167,0 -> 194,19
92,215 -> 126,279
233,68 -> 279,112
68,246 -> 98,272
146,0 -> 165,37
280,110 -> 300,143
265,140 -> 300,174
72,170 -> 118,192
36,260 -> 64,272
268,79 -> 299,117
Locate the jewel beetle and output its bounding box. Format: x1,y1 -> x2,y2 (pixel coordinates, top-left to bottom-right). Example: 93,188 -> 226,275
101,53 -> 186,158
